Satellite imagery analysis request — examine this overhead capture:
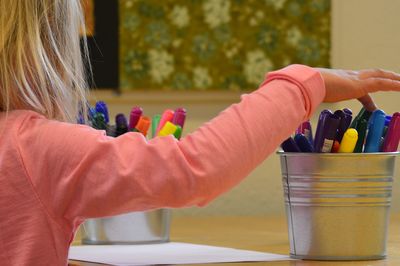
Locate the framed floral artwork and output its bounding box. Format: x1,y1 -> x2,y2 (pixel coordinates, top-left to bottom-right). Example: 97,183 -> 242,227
119,0 -> 330,91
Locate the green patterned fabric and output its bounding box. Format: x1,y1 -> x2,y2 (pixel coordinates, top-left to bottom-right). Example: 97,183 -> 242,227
120,0 -> 330,91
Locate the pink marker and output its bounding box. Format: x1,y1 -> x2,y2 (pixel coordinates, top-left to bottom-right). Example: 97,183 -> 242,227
129,107 -> 143,130
296,120 -> 313,145
156,109 -> 174,134
172,107 -> 187,129
382,112 -> 400,152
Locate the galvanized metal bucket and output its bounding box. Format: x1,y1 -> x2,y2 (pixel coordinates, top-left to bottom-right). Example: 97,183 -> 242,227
279,152 -> 399,260
81,209 -> 171,245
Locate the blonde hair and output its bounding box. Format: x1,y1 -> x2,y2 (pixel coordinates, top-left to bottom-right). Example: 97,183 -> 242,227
0,0 -> 89,122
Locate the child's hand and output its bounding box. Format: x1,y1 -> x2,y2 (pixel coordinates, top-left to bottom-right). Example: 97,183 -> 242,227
317,68 -> 400,111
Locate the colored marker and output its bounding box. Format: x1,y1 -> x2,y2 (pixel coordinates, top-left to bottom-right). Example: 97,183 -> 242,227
129,107 -> 143,130
87,107 -> 96,126
350,107 -> 371,129
77,114 -> 85,124
296,120 -> 313,145
134,116 -> 151,137
115,113 -> 128,137
331,140 -> 340,153
294,134 -> 313,152
385,115 -> 392,126
158,121 -> 177,137
343,108 -> 353,116
318,113 -> 341,153
156,109 -> 174,134
281,137 -> 301,152
173,125 -> 183,140
338,128 -> 358,153
334,109 -> 352,142
382,112 -> 400,152
95,101 -> 109,124
314,109 -> 333,152
151,114 -> 161,138
92,112 -> 107,130
172,108 -> 187,129
353,119 -> 368,153
364,110 -> 386,153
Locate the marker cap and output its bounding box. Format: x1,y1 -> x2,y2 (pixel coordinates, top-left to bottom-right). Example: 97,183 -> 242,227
382,112 -> 400,152
95,101 -> 110,124
338,128 -> 358,153
281,137 -> 301,152
158,121 -> 177,137
157,109 -> 175,134
364,109 -> 386,153
173,125 -> 182,140
129,107 -> 143,130
172,108 -> 187,129
115,113 -> 128,136
135,116 -> 151,137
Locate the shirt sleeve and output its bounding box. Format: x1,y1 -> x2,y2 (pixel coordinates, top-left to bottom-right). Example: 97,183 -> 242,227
16,64 -> 325,225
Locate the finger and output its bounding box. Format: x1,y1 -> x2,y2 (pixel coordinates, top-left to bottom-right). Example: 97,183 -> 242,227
361,78 -> 400,93
359,69 -> 400,82
357,94 -> 378,112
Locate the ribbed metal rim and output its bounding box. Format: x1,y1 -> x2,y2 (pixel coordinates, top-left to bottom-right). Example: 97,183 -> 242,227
277,151 -> 400,157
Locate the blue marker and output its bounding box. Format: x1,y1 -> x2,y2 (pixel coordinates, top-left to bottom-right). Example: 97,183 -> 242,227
281,137 -> 301,152
294,134 -> 314,152
364,110 -> 386,153
95,101 -> 110,124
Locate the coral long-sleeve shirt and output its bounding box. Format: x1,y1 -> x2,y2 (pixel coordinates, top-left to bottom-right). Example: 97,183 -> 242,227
0,65 -> 324,265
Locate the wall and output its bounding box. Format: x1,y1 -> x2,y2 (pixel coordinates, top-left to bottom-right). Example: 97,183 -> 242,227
91,0 -> 400,216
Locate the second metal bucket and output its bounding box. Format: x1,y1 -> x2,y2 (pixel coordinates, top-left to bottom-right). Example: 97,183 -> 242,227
81,209 -> 171,245
279,152 -> 398,260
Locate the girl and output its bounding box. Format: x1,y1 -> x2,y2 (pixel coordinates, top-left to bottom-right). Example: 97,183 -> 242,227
1,0 -> 400,265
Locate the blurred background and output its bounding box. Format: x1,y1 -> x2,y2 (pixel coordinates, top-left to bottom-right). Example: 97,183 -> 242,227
82,0 -> 400,216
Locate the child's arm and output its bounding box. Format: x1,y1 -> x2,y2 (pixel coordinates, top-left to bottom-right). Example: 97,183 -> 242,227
16,64 -> 324,224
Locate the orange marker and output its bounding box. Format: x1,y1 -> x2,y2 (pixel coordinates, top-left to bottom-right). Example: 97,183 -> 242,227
134,116 -> 150,137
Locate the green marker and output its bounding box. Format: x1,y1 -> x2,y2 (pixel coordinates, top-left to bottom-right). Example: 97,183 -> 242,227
354,119 -> 368,153
151,114 -> 161,138
92,112 -> 107,130
350,107 -> 372,129
173,125 -> 182,140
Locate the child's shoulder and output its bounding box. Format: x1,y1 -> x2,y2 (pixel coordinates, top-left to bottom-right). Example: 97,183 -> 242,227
0,110 -> 45,130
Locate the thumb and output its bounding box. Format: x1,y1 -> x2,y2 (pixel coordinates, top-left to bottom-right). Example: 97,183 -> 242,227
357,94 -> 378,111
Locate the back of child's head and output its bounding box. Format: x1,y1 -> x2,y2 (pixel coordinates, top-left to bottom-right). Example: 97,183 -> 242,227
0,0 -> 89,122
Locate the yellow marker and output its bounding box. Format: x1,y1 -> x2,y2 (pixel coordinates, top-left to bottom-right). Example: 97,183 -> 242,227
158,121 -> 177,137
338,128 -> 358,153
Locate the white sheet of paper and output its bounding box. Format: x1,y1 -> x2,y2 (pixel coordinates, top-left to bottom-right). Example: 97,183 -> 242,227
69,242 -> 292,266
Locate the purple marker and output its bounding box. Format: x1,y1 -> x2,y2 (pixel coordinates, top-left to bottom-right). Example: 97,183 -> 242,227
382,112 -> 400,152
334,110 -> 352,142
296,120 -> 313,145
115,113 -> 128,137
314,109 -> 333,152
129,107 -> 143,130
281,137 -> 301,152
318,113 -> 341,153
343,108 -> 353,116
172,107 -> 187,129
